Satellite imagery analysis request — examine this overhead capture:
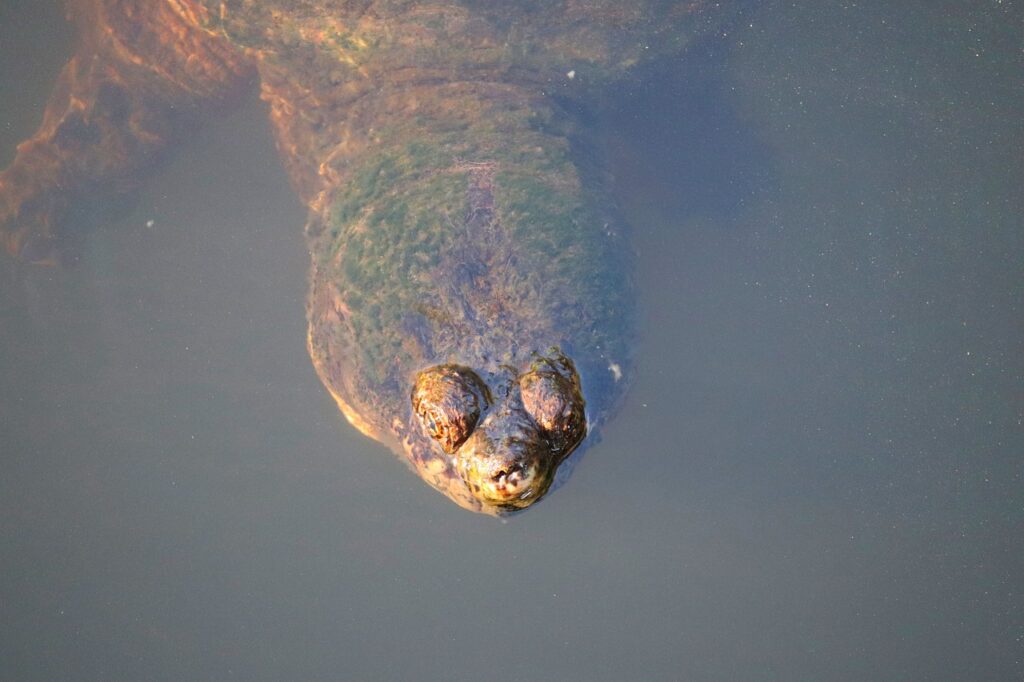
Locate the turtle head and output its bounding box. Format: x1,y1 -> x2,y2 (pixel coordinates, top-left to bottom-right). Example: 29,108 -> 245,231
411,352 -> 586,512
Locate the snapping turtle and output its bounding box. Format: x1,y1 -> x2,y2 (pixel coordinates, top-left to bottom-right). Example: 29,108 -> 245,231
1,0 -> 734,514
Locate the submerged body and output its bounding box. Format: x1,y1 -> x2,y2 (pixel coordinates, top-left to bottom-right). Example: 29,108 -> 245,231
0,0 -> 734,513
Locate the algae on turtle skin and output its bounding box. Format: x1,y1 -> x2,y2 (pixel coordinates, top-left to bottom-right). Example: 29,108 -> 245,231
1,0 -> 741,514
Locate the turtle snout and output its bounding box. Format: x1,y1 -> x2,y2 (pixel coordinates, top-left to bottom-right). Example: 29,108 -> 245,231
455,416 -> 557,510
463,448 -> 551,508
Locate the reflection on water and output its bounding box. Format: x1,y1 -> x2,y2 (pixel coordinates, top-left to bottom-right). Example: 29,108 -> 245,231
1,1 -> 1020,680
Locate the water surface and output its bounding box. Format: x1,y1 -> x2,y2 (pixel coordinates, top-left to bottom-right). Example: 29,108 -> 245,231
1,1 -> 1020,679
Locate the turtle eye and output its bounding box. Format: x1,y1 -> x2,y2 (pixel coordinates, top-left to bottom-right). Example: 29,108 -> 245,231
412,365 -> 489,453
519,370 -> 586,457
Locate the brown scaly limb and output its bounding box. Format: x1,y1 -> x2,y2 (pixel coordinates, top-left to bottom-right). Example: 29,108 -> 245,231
0,0 -> 253,262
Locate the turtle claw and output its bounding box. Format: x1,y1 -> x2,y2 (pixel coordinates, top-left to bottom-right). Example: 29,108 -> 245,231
2,225 -> 59,266
1,174 -> 55,264
14,230 -> 60,265
1,196 -> 63,265
1,173 -> 103,266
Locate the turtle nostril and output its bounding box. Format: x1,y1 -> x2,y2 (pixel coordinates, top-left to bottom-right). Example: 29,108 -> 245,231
490,465 -> 528,490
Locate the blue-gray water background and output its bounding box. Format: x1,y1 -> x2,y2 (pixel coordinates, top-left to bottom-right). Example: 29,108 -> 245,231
1,2 -> 1020,680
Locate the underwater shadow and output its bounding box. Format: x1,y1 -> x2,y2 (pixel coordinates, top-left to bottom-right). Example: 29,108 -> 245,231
605,38 -> 776,225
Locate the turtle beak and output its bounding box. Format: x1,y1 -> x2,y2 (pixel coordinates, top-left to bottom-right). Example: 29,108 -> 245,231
454,404 -> 556,509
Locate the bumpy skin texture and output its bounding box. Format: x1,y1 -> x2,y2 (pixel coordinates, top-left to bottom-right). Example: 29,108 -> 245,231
1,0 -> 734,514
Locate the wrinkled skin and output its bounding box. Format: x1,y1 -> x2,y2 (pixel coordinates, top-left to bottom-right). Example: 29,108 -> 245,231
0,0 -> 737,514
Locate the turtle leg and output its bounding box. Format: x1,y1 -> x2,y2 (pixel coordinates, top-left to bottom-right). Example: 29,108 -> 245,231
0,0 -> 255,264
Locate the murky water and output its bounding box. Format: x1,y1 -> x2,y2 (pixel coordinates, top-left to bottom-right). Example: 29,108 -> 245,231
1,2 -> 1020,680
